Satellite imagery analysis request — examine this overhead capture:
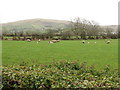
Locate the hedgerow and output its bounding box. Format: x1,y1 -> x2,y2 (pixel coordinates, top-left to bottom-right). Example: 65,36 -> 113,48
2,61 -> 120,89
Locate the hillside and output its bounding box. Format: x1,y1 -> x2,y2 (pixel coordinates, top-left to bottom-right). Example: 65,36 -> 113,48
2,18 -> 70,34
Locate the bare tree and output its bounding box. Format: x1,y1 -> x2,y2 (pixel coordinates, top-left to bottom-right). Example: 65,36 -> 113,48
70,17 -> 81,39
70,17 -> 99,39
86,21 -> 101,39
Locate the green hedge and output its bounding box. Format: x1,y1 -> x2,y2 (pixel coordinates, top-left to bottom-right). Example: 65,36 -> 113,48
2,61 -> 120,89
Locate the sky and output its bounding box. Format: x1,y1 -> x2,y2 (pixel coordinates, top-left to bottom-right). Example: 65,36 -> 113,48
0,0 -> 119,25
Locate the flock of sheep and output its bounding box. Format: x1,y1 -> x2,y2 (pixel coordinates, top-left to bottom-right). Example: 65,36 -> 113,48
81,40 -> 111,44
27,39 -> 60,43
27,39 -> 111,44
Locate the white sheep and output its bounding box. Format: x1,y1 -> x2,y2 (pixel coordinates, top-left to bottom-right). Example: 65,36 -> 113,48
82,40 -> 85,44
106,40 -> 110,44
49,40 -> 60,43
37,39 -> 41,43
27,39 -> 31,42
49,41 -> 54,43
38,39 -> 41,42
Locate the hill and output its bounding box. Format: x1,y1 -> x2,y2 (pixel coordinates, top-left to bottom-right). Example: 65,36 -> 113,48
2,18 -> 70,34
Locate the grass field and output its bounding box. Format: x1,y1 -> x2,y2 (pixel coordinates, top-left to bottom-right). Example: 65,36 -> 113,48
2,39 -> 118,69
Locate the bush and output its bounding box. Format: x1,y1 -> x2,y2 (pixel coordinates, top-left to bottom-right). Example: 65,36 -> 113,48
2,61 -> 120,89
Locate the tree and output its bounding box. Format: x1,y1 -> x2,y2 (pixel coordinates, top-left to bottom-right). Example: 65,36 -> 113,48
86,21 -> 101,39
70,17 -> 100,39
60,28 -> 74,40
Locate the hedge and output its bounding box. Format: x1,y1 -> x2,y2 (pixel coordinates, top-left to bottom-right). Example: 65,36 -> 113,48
2,61 -> 120,89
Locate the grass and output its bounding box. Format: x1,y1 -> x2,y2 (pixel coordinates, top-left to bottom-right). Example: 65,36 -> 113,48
2,39 -> 118,69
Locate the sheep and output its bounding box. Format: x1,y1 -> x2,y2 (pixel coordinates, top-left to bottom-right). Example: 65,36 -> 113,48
49,40 -> 60,43
49,41 -> 54,43
38,39 -> 41,42
37,39 -> 41,43
27,39 -> 31,42
94,42 -> 96,44
106,40 -> 110,44
88,42 -> 90,44
82,40 -> 85,44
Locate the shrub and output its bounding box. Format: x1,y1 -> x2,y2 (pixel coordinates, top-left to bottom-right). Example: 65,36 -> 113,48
2,61 -> 120,89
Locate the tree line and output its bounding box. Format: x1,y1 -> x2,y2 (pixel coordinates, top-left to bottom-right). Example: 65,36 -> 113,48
1,17 -> 118,40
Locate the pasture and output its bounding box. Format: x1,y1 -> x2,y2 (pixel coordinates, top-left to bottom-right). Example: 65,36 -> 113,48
2,39 -> 118,69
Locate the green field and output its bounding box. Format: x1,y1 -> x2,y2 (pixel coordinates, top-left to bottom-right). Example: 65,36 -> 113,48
2,39 -> 118,69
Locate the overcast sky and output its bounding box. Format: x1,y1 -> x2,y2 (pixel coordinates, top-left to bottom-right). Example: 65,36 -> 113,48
0,0 -> 119,25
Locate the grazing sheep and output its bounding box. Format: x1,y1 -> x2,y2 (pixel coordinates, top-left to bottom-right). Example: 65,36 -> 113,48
82,40 -> 85,44
94,42 -> 96,44
37,39 -> 41,43
49,41 -> 54,43
88,42 -> 90,44
106,40 -> 110,44
27,39 -> 31,42
49,40 -> 60,43
38,39 -> 41,42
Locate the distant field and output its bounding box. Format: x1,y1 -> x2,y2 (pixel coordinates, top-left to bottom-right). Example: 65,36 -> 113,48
2,39 -> 118,69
